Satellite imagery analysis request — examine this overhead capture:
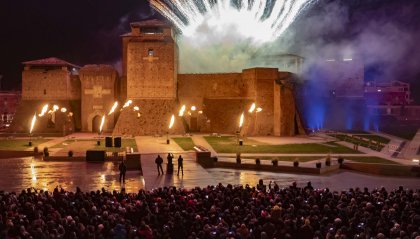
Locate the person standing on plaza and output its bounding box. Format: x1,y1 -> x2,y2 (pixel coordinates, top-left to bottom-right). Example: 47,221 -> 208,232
118,160 -> 127,183
155,154 -> 164,175
177,155 -> 184,176
167,153 -> 174,174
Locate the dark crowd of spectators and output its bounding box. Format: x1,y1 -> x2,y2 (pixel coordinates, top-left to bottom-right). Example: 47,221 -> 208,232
0,181 -> 419,239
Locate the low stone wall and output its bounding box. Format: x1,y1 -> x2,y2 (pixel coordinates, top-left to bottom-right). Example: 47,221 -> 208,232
0,150 -> 43,159
216,162 -> 339,174
341,162 -> 420,177
199,159 -> 339,175
43,156 -> 85,162
43,156 -> 123,162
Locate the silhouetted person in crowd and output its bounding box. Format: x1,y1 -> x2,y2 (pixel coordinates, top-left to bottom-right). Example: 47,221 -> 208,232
177,155 -> 184,176
257,179 -> 266,191
299,219 -> 314,239
118,160 -> 127,183
304,181 -> 314,191
155,154 -> 164,175
0,181 -> 417,238
167,153 -> 174,174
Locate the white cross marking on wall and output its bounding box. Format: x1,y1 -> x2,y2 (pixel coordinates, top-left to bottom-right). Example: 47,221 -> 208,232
143,55 -> 159,62
84,85 -> 111,98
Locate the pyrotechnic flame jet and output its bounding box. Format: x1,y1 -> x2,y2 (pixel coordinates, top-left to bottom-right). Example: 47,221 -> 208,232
248,103 -> 256,113
38,104 -> 49,117
108,102 -> 119,115
99,115 -> 105,134
30,114 -> 37,134
48,105 -> 60,114
239,112 -> 244,128
169,114 -> 175,129
178,105 -> 186,116
149,0 -> 313,43
122,100 -> 133,109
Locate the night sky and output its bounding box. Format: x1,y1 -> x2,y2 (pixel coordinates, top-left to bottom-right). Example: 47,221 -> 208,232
1,0 -> 419,101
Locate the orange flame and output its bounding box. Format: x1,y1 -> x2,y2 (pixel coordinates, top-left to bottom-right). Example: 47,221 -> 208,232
178,105 -> 186,116
169,114 -> 175,129
239,112 -> 244,128
30,114 -> 37,134
38,104 -> 49,117
122,100 -> 133,109
99,115 -> 105,133
52,105 -> 59,112
108,102 -> 118,115
248,103 -> 256,113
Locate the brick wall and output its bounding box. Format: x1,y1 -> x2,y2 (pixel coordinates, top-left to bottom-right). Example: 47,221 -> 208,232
79,65 -> 118,132
126,41 -> 176,99
8,100 -> 77,135
22,67 -> 80,100
113,99 -> 184,136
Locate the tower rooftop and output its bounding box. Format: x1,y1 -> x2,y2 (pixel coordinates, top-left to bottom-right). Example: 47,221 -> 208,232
130,19 -> 170,28
23,57 -> 80,68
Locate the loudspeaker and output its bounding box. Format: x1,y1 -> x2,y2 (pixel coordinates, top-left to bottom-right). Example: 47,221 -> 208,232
86,150 -> 105,162
126,153 -> 142,174
105,137 -> 113,147
114,137 -> 122,148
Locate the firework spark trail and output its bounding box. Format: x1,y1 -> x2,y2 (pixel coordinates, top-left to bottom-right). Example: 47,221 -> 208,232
150,0 -> 313,43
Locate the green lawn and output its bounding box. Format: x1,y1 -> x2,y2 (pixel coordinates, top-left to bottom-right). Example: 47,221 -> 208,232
356,135 -> 390,144
204,136 -> 360,154
172,137 -> 195,150
242,156 -> 323,162
93,138 -> 138,152
0,139 -> 50,150
329,134 -> 386,151
344,156 -> 399,165
341,130 -> 370,134
51,138 -> 138,153
50,139 -> 102,148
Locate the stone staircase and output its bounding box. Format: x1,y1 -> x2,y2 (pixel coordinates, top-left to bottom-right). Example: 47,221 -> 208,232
401,128 -> 420,160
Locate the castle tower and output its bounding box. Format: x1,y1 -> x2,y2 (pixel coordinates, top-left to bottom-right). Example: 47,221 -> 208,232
114,19 -> 183,135
9,57 -> 81,134
122,19 -> 177,99
79,65 -> 118,132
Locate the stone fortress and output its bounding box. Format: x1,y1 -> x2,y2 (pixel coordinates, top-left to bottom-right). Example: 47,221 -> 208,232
11,19 -> 305,136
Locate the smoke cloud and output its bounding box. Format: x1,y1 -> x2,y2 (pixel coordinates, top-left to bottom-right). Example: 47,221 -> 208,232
173,0 -> 420,130
177,0 -> 420,83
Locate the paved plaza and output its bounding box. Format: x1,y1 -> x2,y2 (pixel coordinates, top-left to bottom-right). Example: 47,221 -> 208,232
0,156 -> 419,194
0,133 -> 418,193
